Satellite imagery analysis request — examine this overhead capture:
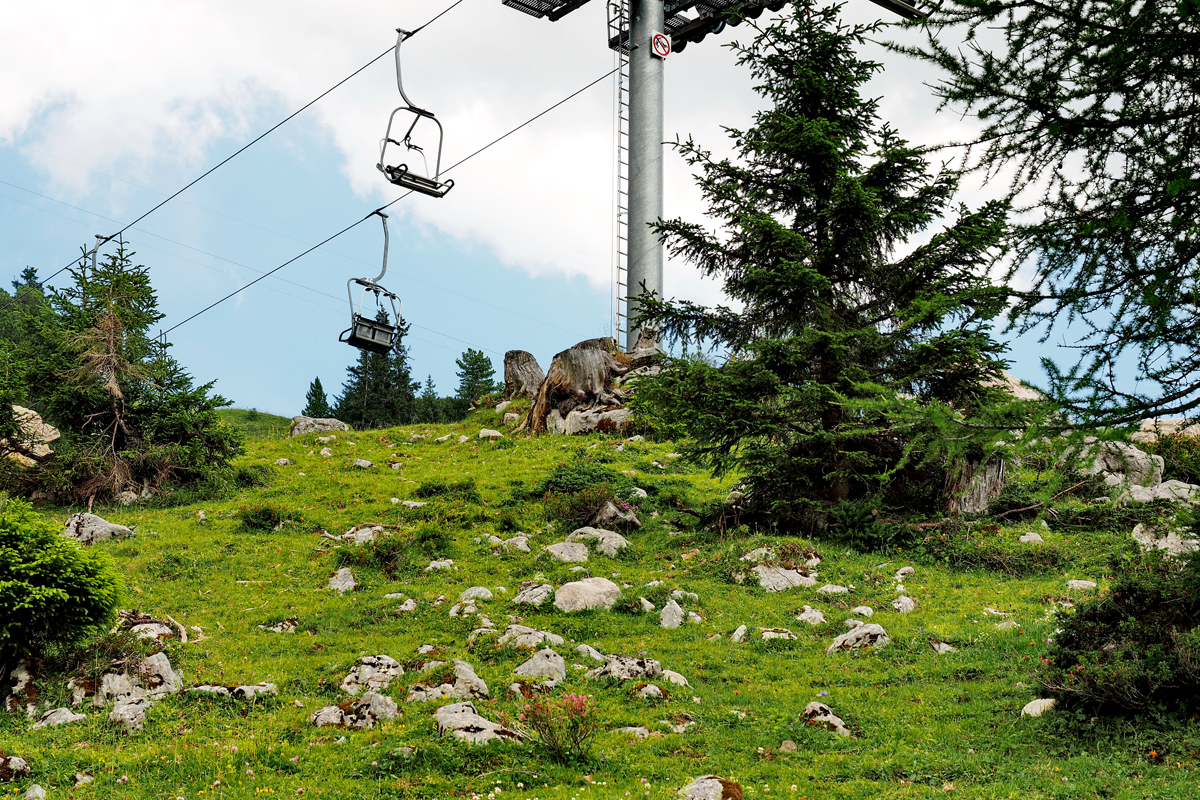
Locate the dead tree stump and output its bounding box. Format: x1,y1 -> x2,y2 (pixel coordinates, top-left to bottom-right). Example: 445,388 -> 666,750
522,338 -> 634,435
503,350 -> 545,401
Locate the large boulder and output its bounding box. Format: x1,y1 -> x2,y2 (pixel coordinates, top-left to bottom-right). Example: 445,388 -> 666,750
1067,438 -> 1164,488
288,416 -> 349,438
545,406 -> 634,436
524,338 -> 635,435
62,513 -> 133,545
1,406 -> 60,468
679,776 -> 744,800
586,655 -> 663,681
567,526 -> 630,557
514,649 -> 566,682
826,623 -> 891,653
436,702 -> 524,745
68,653 -> 181,708
341,655 -> 403,695
553,577 -> 622,612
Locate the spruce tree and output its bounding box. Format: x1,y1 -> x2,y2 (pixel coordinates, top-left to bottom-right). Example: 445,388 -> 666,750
302,377 -> 332,418
333,309 -> 417,429
454,348 -> 499,401
634,4 -> 1012,521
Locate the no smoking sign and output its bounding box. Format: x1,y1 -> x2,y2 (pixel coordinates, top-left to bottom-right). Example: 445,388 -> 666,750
650,31 -> 671,59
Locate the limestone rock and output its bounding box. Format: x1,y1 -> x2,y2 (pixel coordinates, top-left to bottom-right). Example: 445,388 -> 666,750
274,458 -> 292,466
352,458 -> 373,469
459,586 -> 494,602
478,429 -> 504,439
639,597 -> 656,612
586,655 -> 663,681
436,701 -> 524,745
1131,523 -> 1200,555
1021,698 -> 1057,717
730,625 -> 748,643
1125,480 -> 1200,503
616,726 -> 651,739
261,616 -> 299,634
553,577 -> 621,612
567,526 -> 630,557
109,698 -> 152,733
680,776 -> 743,800
398,599 -> 417,612
826,623 -> 891,653
1067,579 -> 1098,591
588,499 -> 642,530
761,628 -> 796,641
895,566 -> 915,579
797,605 -> 826,625
662,670 -> 690,687
892,595 -> 916,613
803,701 -> 851,737
328,567 -> 358,594
929,640 -> 958,654
576,644 -> 605,662
24,786 -> 46,800
851,606 -> 874,617
289,416 -> 348,438
660,599 -> 684,629
817,584 -> 850,595
425,559 -> 454,571
498,624 -> 564,650
319,447 -> 333,457
403,500 -> 428,509
312,691 -> 398,729
512,583 -> 555,607
406,660 -> 489,702
69,653 -> 181,709
342,655 -> 403,695
62,513 -> 133,545
499,534 -> 531,552
638,684 -> 663,699
1,406 -> 59,465
1,756 -> 31,782
1018,532 -> 1045,544
545,541 -> 589,562
32,707 -> 86,729
751,565 -> 817,592
1066,437 -> 1163,487
514,649 -> 566,682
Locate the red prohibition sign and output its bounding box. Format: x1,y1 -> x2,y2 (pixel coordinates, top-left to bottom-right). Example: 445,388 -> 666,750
651,32 -> 671,58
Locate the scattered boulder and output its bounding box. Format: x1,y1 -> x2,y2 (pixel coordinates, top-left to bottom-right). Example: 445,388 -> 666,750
1131,523 -> 1200,556
587,655 -> 663,681
746,565 -> 817,592
826,624 -> 891,653
797,605 -> 826,625
680,776 -> 744,800
567,527 -> 630,557
512,583 -> 555,607
895,566 -> 914,579
61,513 -> 133,545
31,707 -> 86,729
425,559 -> 454,571
730,625 -> 748,643
109,698 -> 152,733
851,606 -> 874,617
761,628 -> 796,641
514,649 -> 566,682
312,691 -> 398,729
459,586 -> 494,603
929,640 -> 958,654
1067,579 -> 1098,591
352,458 -> 373,469
1125,480 -> 1200,503
1067,437 -> 1163,487
660,599 -> 684,629
24,786 -> 46,800
274,458 -> 292,466
588,500 -> 641,530
1018,532 -> 1045,545
436,701 -> 524,745
1,405 -> 60,467
817,584 -> 850,595
478,429 -> 504,439
616,726 -> 651,739
70,652 -> 181,708
342,656 -> 403,695
576,644 -> 605,662
638,684 -> 664,699
498,624 -> 565,649
328,568 -> 358,594
662,670 -> 690,687
289,416 -> 348,438
406,660 -> 489,702
397,599 -> 417,612
319,447 -> 333,457
892,595 -> 916,613
403,500 -> 428,509
260,616 -> 298,634
545,541 -> 589,562
803,701 -> 851,737
498,534 -> 531,552
1021,698 -> 1057,717
0,756 -> 31,782
553,577 -> 622,612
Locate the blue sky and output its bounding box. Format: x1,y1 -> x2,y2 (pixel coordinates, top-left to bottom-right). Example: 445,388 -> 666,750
0,1 -> 1068,416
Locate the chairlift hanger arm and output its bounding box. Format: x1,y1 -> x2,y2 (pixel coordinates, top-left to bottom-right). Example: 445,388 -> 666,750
394,29 -> 431,114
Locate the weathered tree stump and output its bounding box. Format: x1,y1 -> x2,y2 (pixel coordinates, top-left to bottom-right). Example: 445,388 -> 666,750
503,350 -> 545,401
522,338 -> 634,435
944,456 -> 1006,515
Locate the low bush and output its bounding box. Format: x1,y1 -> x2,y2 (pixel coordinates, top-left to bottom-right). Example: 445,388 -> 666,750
1141,432 -> 1200,485
335,524 -> 453,579
235,503 -> 295,532
520,693 -> 600,764
821,500 -> 906,552
415,479 -> 482,504
543,484 -> 617,529
915,519 -> 1066,575
1038,546 -> 1200,715
0,497 -> 122,661
536,460 -> 632,496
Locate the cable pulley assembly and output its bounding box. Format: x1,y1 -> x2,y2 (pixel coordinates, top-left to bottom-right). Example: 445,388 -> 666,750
377,29 -> 454,198
340,210 -> 402,354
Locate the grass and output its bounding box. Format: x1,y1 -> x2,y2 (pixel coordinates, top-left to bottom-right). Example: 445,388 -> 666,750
4,405 -> 1199,799
218,408 -> 293,440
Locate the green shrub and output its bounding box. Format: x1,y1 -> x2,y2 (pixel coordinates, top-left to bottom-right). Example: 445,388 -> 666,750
543,484 -> 617,529
235,503 -> 295,532
536,460 -> 632,496
0,498 -> 122,660
415,479 -> 482,504
915,519 -> 1065,575
821,500 -> 904,552
335,524 -> 453,579
1142,432 -> 1200,485
1038,548 -> 1200,714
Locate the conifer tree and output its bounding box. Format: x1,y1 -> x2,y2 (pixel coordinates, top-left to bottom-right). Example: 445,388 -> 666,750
302,377 -> 332,418
333,309 -> 418,429
634,4 -> 1012,521
454,348 -> 499,401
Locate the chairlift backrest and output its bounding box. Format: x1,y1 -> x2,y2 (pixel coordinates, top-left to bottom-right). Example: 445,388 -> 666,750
340,211 -> 403,354
377,29 -> 454,198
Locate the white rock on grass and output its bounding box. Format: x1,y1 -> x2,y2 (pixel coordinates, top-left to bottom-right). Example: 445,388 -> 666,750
274,458 -> 292,466
514,649 -> 566,682
425,559 -> 454,571
312,691 -> 398,729
826,623 -> 891,653
892,595 -> 916,613
803,701 -> 851,737
61,513 -> 133,545
996,620 -> 1018,630
730,625 -> 748,643
760,628 -> 796,641
1018,532 -> 1045,544
797,605 -> 826,625
615,726 -> 651,739
341,655 -> 403,695
24,786 -> 46,800
1,757 -> 30,781
31,707 -> 86,729
398,599 -> 417,612
576,644 -> 605,662
109,698 -> 153,733
929,640 -> 958,654
498,624 -> 564,649
328,568 -> 357,594
459,586 -> 494,603
818,584 -> 850,595
407,660 -> 490,702
660,599 -> 684,629
567,527 -> 630,557
458,435 -> 470,443
639,597 -> 656,612
1067,579 -> 1098,591
478,429 -> 504,439
319,447 -> 333,457
553,577 -> 622,612
69,652 -> 182,709
1021,698 -> 1057,717
403,500 -> 427,509
680,776 -> 743,800
662,670 -> 690,687
352,458 -> 373,469
895,566 -> 914,579
545,542 -> 589,562
749,564 -> 817,592
512,583 -> 555,607
687,611 -> 703,624
638,684 -> 664,699
586,655 -> 663,681
500,535 -> 531,552
436,702 -> 524,745
851,606 -> 874,617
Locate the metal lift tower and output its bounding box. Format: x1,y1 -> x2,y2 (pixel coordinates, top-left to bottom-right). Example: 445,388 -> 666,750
500,0 -> 925,351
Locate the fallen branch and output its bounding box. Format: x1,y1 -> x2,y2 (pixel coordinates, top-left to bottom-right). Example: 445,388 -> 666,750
994,480 -> 1089,521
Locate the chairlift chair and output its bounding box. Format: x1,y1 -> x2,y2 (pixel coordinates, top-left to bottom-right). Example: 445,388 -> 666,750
377,29 -> 454,198
340,211 -> 402,354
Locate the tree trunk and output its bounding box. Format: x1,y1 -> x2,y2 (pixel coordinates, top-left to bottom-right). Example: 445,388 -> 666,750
522,338 -> 634,435
503,350 -> 545,401
944,456 -> 1007,515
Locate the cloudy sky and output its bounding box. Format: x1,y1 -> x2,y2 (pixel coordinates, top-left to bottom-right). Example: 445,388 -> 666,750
0,0 -> 1044,415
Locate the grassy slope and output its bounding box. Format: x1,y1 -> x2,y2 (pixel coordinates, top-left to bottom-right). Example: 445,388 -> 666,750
217,409 -> 293,440
3,408 -> 1199,799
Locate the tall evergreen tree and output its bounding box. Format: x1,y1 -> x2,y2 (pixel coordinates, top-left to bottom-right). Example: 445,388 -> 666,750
454,348 -> 499,401
302,376 -> 332,418
634,4 -> 1012,521
333,309 -> 418,429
